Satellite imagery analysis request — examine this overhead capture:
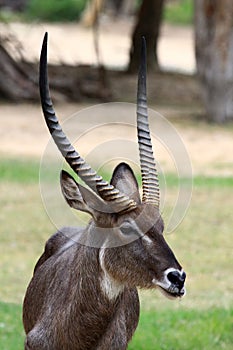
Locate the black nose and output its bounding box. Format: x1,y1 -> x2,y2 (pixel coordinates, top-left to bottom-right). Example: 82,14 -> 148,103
167,271 -> 186,289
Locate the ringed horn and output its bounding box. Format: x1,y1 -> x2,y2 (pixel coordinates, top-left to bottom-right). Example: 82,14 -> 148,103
137,37 -> 160,208
39,33 -> 159,213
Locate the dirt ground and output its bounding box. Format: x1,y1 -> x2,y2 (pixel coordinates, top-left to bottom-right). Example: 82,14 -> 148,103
1,102 -> 232,177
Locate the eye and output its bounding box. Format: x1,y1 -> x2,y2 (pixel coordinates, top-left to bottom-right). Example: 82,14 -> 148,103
119,222 -> 133,235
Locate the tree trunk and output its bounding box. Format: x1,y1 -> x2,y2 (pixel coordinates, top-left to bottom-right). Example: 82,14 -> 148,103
195,0 -> 233,122
0,42 -> 37,101
81,0 -> 105,27
128,0 -> 164,73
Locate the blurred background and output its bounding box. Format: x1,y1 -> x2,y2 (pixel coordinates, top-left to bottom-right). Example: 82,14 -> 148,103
0,1 -> 232,349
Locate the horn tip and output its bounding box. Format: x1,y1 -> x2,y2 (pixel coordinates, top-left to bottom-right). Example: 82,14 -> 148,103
41,32 -> 48,60
41,32 -> 48,54
43,32 -> 48,43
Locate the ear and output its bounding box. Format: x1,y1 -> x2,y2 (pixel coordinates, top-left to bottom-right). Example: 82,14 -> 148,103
110,162 -> 141,204
60,170 -> 106,219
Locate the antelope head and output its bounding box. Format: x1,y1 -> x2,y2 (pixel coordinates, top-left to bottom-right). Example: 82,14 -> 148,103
40,33 -> 186,299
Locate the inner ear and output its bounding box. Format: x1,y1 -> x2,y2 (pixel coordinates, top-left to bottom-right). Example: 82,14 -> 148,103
110,162 -> 141,204
60,170 -> 107,218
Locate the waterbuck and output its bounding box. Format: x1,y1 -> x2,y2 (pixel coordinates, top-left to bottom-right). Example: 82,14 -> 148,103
23,33 -> 186,350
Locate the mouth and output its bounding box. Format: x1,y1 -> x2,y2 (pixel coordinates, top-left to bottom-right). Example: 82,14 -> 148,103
157,285 -> 186,300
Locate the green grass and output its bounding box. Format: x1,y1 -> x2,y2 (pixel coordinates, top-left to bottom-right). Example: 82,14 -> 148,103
1,157 -> 233,188
0,302 -> 24,350
25,0 -> 86,22
1,301 -> 232,350
129,308 -> 233,350
164,0 -> 194,25
0,158 -> 40,184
